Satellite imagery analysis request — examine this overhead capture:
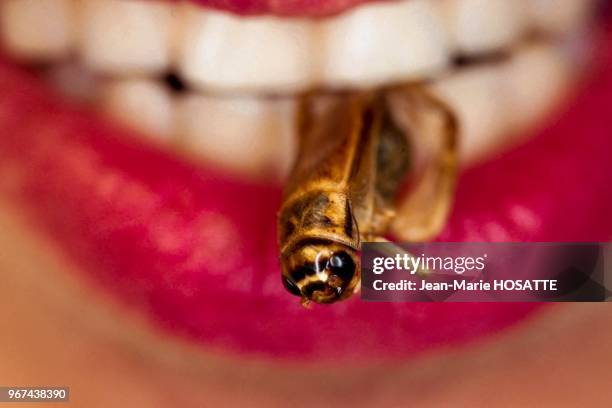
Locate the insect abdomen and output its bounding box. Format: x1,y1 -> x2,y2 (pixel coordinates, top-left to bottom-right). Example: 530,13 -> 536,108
278,189 -> 359,256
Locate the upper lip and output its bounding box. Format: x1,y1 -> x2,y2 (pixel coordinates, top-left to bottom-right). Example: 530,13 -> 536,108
0,2 -> 610,361
181,0 -> 382,17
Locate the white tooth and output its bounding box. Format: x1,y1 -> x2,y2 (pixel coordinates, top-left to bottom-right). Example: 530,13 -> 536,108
440,0 -> 527,54
528,0 -> 597,35
99,78 -> 175,142
177,95 -> 296,178
431,42 -> 576,165
0,0 -> 75,61
505,43 -> 573,134
321,0 -> 449,88
271,100 -> 298,180
430,65 -> 510,164
178,6 -> 316,94
80,0 -> 174,75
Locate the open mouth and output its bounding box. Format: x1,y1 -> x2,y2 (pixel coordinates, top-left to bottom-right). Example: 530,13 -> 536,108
0,0 -> 610,361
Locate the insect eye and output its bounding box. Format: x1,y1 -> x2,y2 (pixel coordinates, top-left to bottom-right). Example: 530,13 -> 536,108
329,251 -> 356,282
282,276 -> 302,297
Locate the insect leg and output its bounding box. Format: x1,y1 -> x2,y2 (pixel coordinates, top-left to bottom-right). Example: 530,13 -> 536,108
385,85 -> 459,242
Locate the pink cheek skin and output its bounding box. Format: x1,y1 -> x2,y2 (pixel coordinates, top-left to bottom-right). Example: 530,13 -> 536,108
0,22 -> 611,361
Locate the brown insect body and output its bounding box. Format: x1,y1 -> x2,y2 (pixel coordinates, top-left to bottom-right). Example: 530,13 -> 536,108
278,86 -> 457,305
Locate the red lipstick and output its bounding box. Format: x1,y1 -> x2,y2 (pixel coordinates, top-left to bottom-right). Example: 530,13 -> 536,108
181,0 -> 387,17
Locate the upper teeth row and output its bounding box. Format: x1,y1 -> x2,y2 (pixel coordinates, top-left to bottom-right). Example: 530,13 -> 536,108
0,0 -> 596,94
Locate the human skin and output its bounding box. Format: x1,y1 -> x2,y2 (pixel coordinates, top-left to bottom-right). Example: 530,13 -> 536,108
1,79 -> 611,406
1,204 -> 611,407
1,2 -> 612,407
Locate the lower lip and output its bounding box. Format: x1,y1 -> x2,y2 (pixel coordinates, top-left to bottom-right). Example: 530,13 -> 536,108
1,26 -> 611,360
